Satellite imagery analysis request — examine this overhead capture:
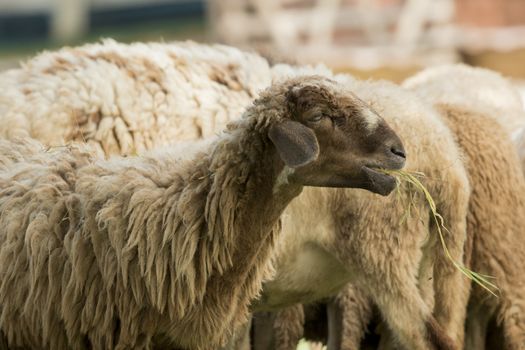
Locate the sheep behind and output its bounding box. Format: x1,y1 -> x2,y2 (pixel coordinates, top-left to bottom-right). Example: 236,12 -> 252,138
0,39 -> 271,157
405,66 -> 525,349
437,104 -> 525,350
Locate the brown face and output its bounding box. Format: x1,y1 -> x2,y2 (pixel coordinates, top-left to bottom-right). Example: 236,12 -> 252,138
269,79 -> 406,196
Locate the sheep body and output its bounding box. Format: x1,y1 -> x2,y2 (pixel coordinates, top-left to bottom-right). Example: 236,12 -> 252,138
0,133 -> 278,350
0,40 -> 339,159
403,64 -> 525,140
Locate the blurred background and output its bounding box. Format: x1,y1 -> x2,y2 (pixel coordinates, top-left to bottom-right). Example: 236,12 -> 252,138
0,0 -> 524,100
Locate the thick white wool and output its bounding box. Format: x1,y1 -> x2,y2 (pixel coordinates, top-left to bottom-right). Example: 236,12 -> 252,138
403,63 -> 525,140
0,39 -> 272,157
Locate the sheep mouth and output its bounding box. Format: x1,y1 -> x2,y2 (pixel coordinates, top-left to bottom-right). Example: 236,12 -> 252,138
361,166 -> 398,196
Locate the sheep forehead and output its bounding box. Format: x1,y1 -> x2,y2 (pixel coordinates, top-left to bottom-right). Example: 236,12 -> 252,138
302,78 -> 379,116
284,77 -> 331,93
360,108 -> 380,131
340,91 -> 381,132
321,80 -> 382,131
277,77 -> 381,131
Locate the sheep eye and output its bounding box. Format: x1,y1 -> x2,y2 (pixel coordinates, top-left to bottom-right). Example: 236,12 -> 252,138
309,115 -> 324,123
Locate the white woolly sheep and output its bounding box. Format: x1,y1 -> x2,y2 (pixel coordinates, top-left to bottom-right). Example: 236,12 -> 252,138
404,67 -> 525,349
0,41 -> 469,350
403,64 -> 523,109
0,39 -> 338,159
436,103 -> 525,350
0,76 -> 407,349
0,39 -> 272,157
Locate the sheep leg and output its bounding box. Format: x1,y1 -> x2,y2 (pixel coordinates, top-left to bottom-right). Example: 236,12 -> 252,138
327,298 -> 343,350
330,284 -> 373,350
500,295 -> 525,350
0,331 -> 8,350
274,304 -> 305,350
252,311 -> 277,350
418,235 -> 436,310
464,301 -> 490,350
221,317 -> 252,350
374,235 -> 436,350
377,326 -> 398,350
366,275 -> 455,350
252,306 -> 305,350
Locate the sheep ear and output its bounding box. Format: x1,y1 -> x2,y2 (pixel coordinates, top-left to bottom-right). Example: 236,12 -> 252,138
268,120 -> 319,168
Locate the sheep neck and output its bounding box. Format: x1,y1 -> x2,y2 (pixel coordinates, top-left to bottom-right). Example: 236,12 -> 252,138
157,119 -> 304,344
204,121 -> 304,279
154,115 -> 305,347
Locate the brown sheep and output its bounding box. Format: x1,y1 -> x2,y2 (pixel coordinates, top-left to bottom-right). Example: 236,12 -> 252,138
0,76 -> 406,350
0,41 -> 470,350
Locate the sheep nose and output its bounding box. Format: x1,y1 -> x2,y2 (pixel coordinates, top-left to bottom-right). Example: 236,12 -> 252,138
390,146 -> 406,159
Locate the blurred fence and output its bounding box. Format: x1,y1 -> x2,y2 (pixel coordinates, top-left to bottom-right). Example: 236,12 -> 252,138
209,0 -> 457,71
1,0 -> 525,79
208,0 -> 525,78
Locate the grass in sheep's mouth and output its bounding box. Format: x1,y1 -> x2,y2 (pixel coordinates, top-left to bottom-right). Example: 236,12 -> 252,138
380,169 -> 499,297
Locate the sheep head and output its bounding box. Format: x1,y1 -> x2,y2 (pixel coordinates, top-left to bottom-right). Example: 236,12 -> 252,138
267,76 -> 406,196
